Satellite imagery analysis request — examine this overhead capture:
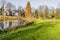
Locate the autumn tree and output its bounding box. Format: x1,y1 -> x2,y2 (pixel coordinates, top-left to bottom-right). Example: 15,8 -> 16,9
25,1 -> 32,21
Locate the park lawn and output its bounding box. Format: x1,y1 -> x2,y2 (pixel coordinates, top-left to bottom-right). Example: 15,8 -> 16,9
0,20 -> 60,40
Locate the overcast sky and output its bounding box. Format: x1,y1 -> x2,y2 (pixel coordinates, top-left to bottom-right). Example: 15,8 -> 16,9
0,0 -> 60,9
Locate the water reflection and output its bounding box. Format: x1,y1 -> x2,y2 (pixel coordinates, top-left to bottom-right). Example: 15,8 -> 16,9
0,20 -> 26,30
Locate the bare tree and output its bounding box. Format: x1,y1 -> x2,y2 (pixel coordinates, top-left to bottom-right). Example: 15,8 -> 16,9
18,6 -> 25,17
38,6 -> 43,18
5,2 -> 15,10
49,7 -> 55,19
55,8 -> 60,19
43,6 -> 49,19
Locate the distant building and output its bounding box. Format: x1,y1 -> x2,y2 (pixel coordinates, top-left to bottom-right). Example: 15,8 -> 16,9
12,10 -> 18,16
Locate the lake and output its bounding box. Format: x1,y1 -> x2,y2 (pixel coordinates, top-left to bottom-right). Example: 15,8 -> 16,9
0,20 -> 26,30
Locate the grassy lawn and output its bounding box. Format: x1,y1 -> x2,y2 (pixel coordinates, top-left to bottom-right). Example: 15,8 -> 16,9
0,19 -> 60,40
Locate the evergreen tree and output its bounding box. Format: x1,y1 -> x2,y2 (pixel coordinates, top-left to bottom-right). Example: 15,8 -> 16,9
1,4 -> 4,15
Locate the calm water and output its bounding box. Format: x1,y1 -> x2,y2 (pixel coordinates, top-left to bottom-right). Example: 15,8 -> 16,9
0,20 -> 26,30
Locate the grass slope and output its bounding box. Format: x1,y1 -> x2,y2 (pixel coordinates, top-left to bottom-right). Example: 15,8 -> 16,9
0,20 -> 60,40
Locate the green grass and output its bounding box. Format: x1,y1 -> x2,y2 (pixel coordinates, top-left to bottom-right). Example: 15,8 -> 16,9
0,20 -> 60,40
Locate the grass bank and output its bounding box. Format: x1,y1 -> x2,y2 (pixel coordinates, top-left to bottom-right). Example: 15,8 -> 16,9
0,20 -> 60,40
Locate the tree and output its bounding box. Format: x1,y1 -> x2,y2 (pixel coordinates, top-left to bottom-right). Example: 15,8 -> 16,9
18,6 -> 25,17
55,8 -> 60,19
5,2 -> 15,10
35,9 -> 38,18
55,3 -> 60,19
0,0 -> 6,15
21,9 -> 25,17
43,6 -> 49,19
1,4 -> 4,15
18,6 -> 22,10
25,1 -> 32,21
38,6 -> 43,18
49,7 -> 55,19
31,7 -> 35,17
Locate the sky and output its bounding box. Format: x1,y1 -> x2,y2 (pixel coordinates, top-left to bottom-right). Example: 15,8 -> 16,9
0,0 -> 60,9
